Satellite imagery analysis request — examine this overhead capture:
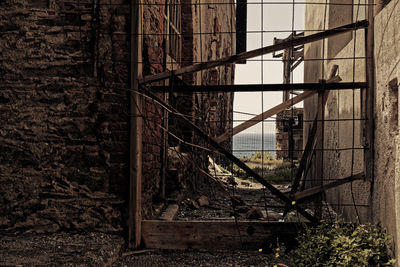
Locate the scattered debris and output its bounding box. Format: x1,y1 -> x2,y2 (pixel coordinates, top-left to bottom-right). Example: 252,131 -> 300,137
246,207 -> 264,219
284,209 -> 313,222
231,195 -> 245,207
197,195 -> 209,207
235,205 -> 250,213
228,176 -> 238,186
188,199 -> 200,210
241,181 -> 251,187
160,204 -> 179,221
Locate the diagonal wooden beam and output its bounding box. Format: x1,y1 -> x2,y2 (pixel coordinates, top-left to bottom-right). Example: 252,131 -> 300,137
292,173 -> 365,201
139,20 -> 368,84
216,76 -> 342,144
216,90 -> 315,143
289,65 -> 340,195
140,85 -> 318,224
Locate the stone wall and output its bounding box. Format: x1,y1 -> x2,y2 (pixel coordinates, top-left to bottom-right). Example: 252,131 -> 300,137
0,0 -> 131,233
0,0 -> 235,233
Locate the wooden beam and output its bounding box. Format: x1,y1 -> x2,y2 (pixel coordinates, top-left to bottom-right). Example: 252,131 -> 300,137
159,204 -> 179,221
139,20 -> 368,84
291,57 -> 304,72
364,0 -> 375,182
216,75 -> 343,144
292,173 -> 365,201
140,85 -> 318,223
313,91 -> 325,218
129,0 -> 143,249
142,220 -> 308,250
151,82 -> 367,93
216,91 -> 316,143
289,65 -> 339,196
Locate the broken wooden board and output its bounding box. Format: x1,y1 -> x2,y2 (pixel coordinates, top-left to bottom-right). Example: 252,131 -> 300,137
292,172 -> 365,201
159,204 -> 179,221
142,220 -> 308,250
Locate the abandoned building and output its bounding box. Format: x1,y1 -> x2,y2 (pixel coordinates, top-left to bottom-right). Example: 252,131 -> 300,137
275,108 -> 303,160
0,0 -> 234,238
2,0 -> 400,265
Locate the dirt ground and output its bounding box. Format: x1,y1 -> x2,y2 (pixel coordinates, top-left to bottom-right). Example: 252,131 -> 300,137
0,232 -> 124,266
113,249 -> 291,267
0,171 -> 303,266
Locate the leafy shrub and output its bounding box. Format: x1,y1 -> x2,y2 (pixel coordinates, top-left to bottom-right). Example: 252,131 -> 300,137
292,219 -> 395,266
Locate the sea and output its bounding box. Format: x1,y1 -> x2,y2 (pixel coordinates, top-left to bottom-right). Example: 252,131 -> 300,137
232,133 -> 276,158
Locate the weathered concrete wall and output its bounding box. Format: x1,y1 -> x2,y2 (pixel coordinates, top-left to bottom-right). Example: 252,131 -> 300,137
304,0 -> 370,221
374,0 -> 400,259
305,0 -> 400,261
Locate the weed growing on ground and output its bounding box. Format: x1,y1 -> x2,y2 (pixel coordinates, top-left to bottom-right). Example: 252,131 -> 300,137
292,218 -> 395,266
232,152 -> 294,184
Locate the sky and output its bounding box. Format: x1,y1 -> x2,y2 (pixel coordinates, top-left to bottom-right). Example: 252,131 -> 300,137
234,0 -> 305,133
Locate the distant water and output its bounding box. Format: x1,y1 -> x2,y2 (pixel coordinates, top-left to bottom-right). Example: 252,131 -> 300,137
232,133 -> 276,158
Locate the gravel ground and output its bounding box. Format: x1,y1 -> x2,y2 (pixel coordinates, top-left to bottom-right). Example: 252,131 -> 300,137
0,232 -> 124,266
113,249 -> 292,267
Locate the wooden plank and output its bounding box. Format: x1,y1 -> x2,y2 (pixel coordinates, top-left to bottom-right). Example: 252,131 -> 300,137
140,86 -> 318,223
289,65 -> 340,195
129,0 -> 143,249
160,204 -> 179,221
364,0 -> 375,182
292,173 -> 365,201
216,75 -> 343,144
139,20 -> 368,84
151,82 -> 367,93
313,92 -> 325,219
142,220 -> 307,250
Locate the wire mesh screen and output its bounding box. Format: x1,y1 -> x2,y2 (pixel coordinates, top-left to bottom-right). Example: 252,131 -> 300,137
134,0 -> 373,225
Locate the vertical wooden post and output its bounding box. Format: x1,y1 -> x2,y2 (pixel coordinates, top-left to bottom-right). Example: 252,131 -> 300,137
314,91 -> 325,219
282,48 -> 292,102
129,0 -> 143,249
364,0 -> 375,183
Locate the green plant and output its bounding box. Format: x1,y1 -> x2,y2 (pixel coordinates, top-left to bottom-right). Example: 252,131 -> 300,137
292,219 -> 395,266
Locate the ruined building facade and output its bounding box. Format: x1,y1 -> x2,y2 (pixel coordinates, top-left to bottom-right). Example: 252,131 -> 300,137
304,0 -> 400,260
275,108 -> 303,160
0,0 -> 234,233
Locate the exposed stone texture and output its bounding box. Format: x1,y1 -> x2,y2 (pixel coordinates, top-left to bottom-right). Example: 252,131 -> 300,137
0,0 -> 235,234
0,0 -> 129,233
